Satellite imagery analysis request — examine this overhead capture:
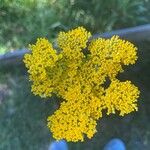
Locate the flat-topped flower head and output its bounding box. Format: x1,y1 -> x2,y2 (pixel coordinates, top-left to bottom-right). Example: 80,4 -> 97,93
24,27 -> 140,142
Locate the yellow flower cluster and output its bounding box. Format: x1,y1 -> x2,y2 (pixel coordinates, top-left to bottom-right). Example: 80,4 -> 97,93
103,79 -> 139,116
24,38 -> 60,97
47,85 -> 104,142
24,27 -> 140,142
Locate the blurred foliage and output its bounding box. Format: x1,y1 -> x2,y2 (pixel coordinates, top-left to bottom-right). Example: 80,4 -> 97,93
0,0 -> 150,54
55,0 -> 150,31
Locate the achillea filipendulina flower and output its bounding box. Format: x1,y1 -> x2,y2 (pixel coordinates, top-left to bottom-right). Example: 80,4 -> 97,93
24,27 -> 140,142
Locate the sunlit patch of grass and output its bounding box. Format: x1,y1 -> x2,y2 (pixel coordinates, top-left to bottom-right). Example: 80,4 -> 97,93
0,45 -> 7,55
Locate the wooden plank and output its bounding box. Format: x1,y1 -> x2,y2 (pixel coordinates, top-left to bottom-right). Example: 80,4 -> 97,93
0,49 -> 29,66
0,24 -> 150,66
92,24 -> 150,41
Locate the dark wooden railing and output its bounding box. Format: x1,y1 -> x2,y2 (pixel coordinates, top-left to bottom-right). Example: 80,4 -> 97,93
0,24 -> 150,66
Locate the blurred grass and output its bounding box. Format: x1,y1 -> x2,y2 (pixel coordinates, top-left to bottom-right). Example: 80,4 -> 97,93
0,0 -> 150,54
0,41 -> 150,149
0,67 -> 58,150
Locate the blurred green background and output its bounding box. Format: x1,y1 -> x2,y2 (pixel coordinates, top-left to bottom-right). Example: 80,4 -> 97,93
0,0 -> 150,54
0,0 -> 150,150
